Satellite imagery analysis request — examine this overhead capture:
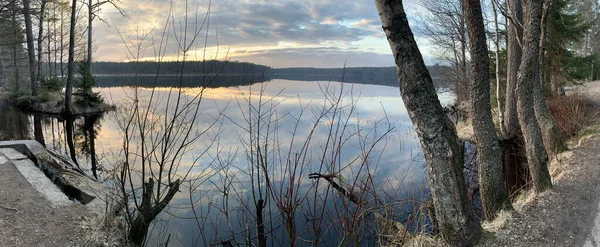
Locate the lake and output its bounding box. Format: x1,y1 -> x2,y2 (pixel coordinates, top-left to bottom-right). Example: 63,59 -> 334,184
0,78 -> 457,246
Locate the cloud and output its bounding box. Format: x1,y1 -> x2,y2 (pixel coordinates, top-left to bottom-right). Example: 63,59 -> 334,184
228,47 -> 395,68
94,0 -> 435,67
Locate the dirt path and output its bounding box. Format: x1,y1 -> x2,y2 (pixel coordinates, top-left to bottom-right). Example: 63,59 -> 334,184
0,153 -> 89,246
480,81 -> 600,246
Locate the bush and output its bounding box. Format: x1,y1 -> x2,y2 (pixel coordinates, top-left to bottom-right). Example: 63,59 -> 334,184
548,92 -> 598,139
12,95 -> 37,111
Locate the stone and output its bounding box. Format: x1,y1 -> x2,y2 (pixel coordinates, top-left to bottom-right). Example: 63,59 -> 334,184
0,148 -> 27,160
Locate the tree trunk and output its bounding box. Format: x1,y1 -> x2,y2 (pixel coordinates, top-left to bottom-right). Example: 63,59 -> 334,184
504,0 -> 523,139
517,0 -> 552,193
88,0 -> 92,62
65,0 -> 77,115
60,3 -> 64,81
36,0 -> 47,90
464,0 -> 511,220
12,9 -> 20,92
534,0 -> 563,159
256,199 -> 266,247
539,0 -> 551,92
374,1 -> 481,245
0,48 -> 6,87
491,0 -> 504,135
23,0 -> 38,96
129,178 -> 181,246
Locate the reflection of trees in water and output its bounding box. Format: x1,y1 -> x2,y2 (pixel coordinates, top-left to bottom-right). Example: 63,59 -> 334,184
74,114 -> 103,179
0,104 -> 31,140
33,115 -> 45,147
6,111 -> 105,179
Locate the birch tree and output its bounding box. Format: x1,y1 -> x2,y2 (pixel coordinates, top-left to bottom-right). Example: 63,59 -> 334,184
374,0 -> 481,245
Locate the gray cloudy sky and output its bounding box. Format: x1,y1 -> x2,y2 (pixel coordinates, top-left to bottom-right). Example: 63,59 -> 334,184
94,0 -> 432,67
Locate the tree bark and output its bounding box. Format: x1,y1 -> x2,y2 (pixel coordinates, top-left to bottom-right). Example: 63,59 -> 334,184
539,0 -> 551,90
534,0 -> 563,159
464,0 -> 511,220
517,0 -> 552,193
504,0 -> 523,139
23,0 -> 38,96
0,48 -> 6,87
65,0 -> 77,115
374,1 -> 481,245
12,8 -> 20,92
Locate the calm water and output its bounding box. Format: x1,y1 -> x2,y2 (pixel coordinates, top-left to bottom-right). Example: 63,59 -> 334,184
0,79 -> 456,246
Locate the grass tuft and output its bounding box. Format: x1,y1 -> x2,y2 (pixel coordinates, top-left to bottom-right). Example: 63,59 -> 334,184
482,210 -> 512,231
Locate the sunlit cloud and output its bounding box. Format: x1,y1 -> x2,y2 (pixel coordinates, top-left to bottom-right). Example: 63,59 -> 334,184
94,0 -> 435,67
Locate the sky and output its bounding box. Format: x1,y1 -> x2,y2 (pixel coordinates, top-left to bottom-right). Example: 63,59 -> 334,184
94,0 -> 433,68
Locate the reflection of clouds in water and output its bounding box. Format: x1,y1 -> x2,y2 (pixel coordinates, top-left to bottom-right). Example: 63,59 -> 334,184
92,80 -> 430,246
99,80 -> 426,188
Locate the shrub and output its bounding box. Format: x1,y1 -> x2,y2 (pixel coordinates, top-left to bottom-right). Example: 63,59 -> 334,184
42,77 -> 63,92
547,92 -> 598,139
74,60 -> 103,107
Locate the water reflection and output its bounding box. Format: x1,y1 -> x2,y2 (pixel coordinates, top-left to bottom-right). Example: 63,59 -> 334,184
0,104 -> 104,179
0,102 -> 31,140
0,79 -> 457,246
74,115 -> 102,179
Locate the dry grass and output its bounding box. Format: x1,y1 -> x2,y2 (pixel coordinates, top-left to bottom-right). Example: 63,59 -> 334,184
549,150 -> 574,181
482,210 -> 512,232
401,234 -> 448,247
81,214 -> 127,247
455,119 -> 474,141
512,189 -> 537,212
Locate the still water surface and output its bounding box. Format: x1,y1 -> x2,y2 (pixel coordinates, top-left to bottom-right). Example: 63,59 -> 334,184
0,79 -> 455,246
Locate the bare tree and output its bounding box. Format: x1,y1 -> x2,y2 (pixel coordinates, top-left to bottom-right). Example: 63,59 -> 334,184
36,0 -> 47,90
112,3 -> 222,246
374,0 -> 481,245
23,0 -> 38,96
419,0 -> 470,103
65,0 -> 77,115
517,0 -> 552,192
87,0 -> 124,62
464,0 -> 511,220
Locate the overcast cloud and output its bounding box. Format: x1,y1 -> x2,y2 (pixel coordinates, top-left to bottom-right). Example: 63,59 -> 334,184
94,0 -> 433,67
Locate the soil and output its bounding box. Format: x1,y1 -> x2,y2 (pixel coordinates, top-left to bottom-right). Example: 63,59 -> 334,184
479,81 -> 600,246
0,157 -> 90,246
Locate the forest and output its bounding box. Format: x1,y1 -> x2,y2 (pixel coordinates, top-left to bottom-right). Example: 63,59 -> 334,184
0,0 -> 599,246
